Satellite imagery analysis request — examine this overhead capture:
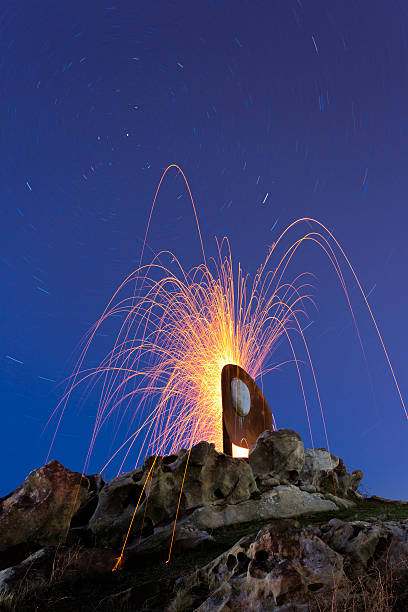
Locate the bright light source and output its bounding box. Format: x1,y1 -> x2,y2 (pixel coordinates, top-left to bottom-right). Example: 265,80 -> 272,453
232,443 -> 249,458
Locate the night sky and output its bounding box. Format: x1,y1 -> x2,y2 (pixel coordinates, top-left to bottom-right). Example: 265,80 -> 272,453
1,1 -> 408,499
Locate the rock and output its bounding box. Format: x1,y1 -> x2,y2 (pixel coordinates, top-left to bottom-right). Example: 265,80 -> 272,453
88,468 -> 150,548
70,473 -> 106,531
0,547 -> 54,593
90,441 -> 257,546
127,522 -> 214,557
351,469 -> 364,491
170,518 -> 408,611
300,448 -> 363,498
300,484 -> 317,493
320,518 -> 408,578
0,461 -> 89,561
249,429 -> 305,482
185,485 -> 339,530
300,448 -> 339,486
170,520 -> 348,611
0,546 -> 118,593
98,579 -> 169,612
324,493 -> 355,509
261,476 -> 281,489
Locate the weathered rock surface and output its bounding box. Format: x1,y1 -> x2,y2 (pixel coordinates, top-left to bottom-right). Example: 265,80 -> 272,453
0,461 -> 89,558
170,518 -> 408,611
184,485 -> 339,531
300,448 -> 363,498
320,517 -> 408,578
249,429 -> 304,481
171,520 -> 348,611
0,545 -> 118,594
128,523 -> 215,556
90,441 -> 258,546
0,430 -> 361,561
0,427 -> 407,611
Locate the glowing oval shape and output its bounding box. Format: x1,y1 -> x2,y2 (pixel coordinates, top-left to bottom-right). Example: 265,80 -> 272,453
231,377 -> 251,417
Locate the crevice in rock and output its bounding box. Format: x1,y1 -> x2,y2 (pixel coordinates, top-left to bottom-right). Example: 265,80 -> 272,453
121,485 -> 146,509
308,582 -> 324,591
70,494 -> 99,528
255,549 -> 269,562
236,551 -> 250,573
227,553 -> 237,570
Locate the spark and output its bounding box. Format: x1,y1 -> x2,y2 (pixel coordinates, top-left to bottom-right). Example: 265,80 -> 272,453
48,166 -> 407,569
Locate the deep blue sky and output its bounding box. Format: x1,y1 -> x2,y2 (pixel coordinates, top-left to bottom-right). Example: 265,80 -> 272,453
1,1 -> 407,498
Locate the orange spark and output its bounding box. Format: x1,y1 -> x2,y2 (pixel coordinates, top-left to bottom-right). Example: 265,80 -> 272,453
46,165 -> 407,569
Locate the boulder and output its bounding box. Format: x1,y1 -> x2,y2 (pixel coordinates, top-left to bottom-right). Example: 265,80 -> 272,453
170,518 -> 408,611
0,461 -> 89,559
185,485 -> 339,530
128,523 -> 214,557
90,441 -> 257,546
300,448 -> 363,498
0,546 -> 118,594
249,429 -> 304,481
320,518 -> 408,578
170,520 -> 348,611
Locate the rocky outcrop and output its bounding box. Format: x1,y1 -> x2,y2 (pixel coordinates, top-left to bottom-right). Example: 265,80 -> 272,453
0,546 -> 118,594
170,520 -> 347,610
90,441 -> 258,546
0,460 -> 89,562
300,448 -> 363,498
249,429 -> 304,481
320,517 -> 408,577
0,428 -> 407,610
170,518 -> 408,611
0,430 -> 362,559
184,485 -> 338,530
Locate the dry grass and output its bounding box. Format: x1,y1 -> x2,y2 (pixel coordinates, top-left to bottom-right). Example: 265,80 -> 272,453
314,557 -> 408,611
49,545 -> 83,583
0,546 -> 85,612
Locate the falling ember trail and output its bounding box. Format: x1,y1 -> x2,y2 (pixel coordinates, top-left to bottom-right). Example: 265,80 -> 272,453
47,165 -> 407,568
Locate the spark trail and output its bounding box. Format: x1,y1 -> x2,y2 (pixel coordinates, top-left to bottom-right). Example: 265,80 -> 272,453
47,165 -> 407,567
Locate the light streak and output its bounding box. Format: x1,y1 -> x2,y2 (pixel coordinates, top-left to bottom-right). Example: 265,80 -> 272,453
47,165 -> 407,569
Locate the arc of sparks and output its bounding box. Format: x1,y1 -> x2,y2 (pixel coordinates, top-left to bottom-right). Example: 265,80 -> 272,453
46,166 -> 407,570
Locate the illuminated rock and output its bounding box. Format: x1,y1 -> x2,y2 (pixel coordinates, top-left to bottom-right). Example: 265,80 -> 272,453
300,448 -> 364,498
89,441 -> 257,547
0,461 -> 89,557
249,429 -> 304,482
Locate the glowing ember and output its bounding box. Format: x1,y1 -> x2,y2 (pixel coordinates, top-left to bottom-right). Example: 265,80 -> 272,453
232,443 -> 250,458
46,165 -> 407,569
47,165 -> 407,480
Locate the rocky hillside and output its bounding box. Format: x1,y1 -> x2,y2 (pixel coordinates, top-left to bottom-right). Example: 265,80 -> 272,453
0,429 -> 407,610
